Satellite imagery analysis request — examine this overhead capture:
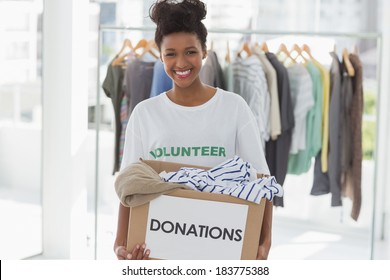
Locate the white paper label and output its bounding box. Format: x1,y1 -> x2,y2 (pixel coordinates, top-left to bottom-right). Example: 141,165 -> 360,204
145,195 -> 248,260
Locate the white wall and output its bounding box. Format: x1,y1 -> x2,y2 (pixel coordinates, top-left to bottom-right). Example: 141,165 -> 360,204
42,0 -> 90,259
0,124 -> 41,191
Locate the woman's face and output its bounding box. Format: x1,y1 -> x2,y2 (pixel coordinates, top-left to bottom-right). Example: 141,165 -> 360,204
160,32 -> 206,89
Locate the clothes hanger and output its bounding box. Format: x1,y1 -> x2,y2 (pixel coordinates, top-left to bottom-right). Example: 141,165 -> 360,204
237,41 -> 252,58
114,38 -> 133,57
301,43 -> 319,64
261,42 -> 269,53
111,38 -> 134,66
290,43 -> 307,63
134,39 -> 148,51
138,39 -> 159,59
276,43 -> 296,64
252,42 -> 267,56
342,48 -> 355,77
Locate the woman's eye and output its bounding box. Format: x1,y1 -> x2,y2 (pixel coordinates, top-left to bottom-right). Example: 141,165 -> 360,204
186,51 -> 197,55
165,53 -> 175,57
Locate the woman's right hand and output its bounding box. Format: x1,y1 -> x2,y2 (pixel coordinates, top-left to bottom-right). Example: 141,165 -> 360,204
114,243 -> 150,260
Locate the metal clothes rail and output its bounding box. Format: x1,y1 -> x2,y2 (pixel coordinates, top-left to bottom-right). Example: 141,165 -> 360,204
95,25 -> 383,260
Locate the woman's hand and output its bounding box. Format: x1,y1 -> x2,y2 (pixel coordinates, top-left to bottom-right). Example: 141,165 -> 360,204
114,243 -> 150,260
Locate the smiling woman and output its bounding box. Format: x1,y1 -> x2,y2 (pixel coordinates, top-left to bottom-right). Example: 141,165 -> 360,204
113,0 -> 272,261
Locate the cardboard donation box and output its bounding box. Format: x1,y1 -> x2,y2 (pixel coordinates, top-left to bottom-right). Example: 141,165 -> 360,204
127,160 -> 266,260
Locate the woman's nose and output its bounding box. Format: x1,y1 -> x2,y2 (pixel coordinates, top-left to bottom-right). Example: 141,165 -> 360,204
175,54 -> 188,68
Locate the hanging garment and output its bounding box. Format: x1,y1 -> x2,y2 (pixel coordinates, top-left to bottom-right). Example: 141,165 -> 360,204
160,156 -> 283,203
233,55 -> 271,149
265,52 -> 294,207
342,53 -> 363,221
254,49 -> 282,140
312,60 -> 331,172
340,65 -> 353,186
286,63 -> 314,154
311,52 -> 343,207
288,61 -> 322,175
327,52 -> 344,206
102,57 -> 125,174
200,50 -> 226,89
150,59 -> 172,97
223,60 -> 234,92
119,93 -> 130,165
125,59 -> 155,116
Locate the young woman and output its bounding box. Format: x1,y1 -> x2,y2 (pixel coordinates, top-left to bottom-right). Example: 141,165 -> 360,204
114,0 -> 273,260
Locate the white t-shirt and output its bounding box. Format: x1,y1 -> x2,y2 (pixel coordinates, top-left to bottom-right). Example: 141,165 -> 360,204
120,88 -> 270,174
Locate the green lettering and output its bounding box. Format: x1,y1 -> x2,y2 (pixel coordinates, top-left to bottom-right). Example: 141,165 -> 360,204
155,148 -> 163,158
171,147 -> 180,156
149,150 -> 157,159
163,147 -> 171,156
192,147 -> 201,156
219,147 -> 226,157
201,146 -> 210,156
181,147 -> 191,156
210,146 -> 218,156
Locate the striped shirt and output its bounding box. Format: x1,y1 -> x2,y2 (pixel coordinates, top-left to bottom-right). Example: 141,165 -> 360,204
159,156 -> 283,204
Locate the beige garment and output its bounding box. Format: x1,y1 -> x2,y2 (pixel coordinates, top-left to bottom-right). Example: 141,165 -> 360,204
115,161 -> 191,207
254,50 -> 282,140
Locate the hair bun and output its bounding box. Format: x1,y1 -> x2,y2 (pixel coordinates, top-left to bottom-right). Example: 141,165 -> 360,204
150,0 -> 206,26
181,0 -> 206,22
150,0 -> 208,50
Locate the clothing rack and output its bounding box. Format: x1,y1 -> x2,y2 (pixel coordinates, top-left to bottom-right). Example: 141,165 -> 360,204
95,24 -> 383,260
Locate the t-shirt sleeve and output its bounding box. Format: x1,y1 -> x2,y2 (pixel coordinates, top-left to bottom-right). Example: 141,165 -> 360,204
102,63 -> 114,98
235,99 -> 270,175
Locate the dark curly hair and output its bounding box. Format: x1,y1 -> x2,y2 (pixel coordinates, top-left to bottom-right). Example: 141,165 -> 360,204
149,0 -> 208,51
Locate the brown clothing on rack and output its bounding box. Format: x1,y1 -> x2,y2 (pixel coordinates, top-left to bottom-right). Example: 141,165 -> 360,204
342,53 -> 363,221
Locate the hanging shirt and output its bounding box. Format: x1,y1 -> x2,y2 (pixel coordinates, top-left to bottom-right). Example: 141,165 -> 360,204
120,88 -> 270,175
287,64 -> 314,154
254,49 -> 282,140
265,52 -> 294,207
125,59 -> 155,116
102,57 -> 125,174
119,93 -> 130,165
343,53 -> 363,221
340,64 -> 353,182
288,61 -> 322,174
150,59 -> 172,97
160,156 -> 283,203
200,50 -> 226,89
311,53 -> 343,207
233,55 -> 271,149
312,60 -> 331,172
223,61 -> 234,92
